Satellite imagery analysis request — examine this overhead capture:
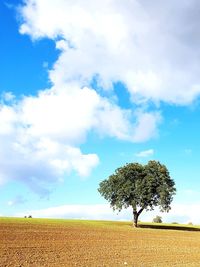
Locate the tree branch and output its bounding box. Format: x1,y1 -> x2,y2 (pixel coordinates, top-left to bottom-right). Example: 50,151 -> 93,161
137,207 -> 144,216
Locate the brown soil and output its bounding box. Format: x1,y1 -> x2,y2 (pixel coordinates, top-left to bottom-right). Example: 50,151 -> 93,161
0,219 -> 200,266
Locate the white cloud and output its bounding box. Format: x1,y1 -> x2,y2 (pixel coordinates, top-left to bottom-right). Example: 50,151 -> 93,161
135,149 -> 154,158
7,0 -> 199,195
17,204 -> 119,220
0,105 -> 17,135
1,92 -> 15,102
142,203 -> 200,224
0,84 -> 160,193
0,132 -> 99,193
0,87 -> 103,192
15,203 -> 200,225
20,85 -> 156,144
131,112 -> 161,142
0,127 -> 99,194
164,203 -> 200,224
20,85 -> 100,144
19,0 -> 200,105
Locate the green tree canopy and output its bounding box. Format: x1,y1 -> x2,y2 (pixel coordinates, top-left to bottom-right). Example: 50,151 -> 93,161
98,160 -> 176,227
152,215 -> 162,223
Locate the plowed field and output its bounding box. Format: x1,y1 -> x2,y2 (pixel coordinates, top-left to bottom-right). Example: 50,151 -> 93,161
1,218 -> 200,267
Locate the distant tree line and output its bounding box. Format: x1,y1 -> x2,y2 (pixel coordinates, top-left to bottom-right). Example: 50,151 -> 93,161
24,215 -> 32,218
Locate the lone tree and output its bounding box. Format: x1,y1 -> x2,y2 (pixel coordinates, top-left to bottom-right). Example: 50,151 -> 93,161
152,215 -> 162,223
98,160 -> 176,227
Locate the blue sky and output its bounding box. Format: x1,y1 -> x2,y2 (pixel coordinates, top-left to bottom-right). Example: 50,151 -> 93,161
1,0 -> 200,223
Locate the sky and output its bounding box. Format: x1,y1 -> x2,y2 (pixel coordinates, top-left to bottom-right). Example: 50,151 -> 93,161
1,0 -> 200,224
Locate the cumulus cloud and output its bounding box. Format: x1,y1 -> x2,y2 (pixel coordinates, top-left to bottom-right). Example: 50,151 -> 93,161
1,92 -> 15,103
131,112 -> 161,142
0,83 -> 160,193
135,149 -> 154,158
6,0 -> 200,195
15,203 -> 200,224
0,86 -> 104,192
19,0 -> 200,105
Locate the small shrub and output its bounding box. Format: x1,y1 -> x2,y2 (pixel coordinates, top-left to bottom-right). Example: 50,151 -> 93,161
28,215 -> 32,218
152,215 -> 162,223
24,216 -> 27,218
172,222 -> 178,224
188,222 -> 193,225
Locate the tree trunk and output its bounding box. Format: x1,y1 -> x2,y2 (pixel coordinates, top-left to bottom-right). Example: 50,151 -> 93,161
132,208 -> 144,227
133,211 -> 139,227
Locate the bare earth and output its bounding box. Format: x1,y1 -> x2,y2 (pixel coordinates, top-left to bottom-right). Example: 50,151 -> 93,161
1,218 -> 200,267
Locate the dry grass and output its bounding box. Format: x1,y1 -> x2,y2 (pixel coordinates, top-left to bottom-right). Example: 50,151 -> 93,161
0,217 -> 200,266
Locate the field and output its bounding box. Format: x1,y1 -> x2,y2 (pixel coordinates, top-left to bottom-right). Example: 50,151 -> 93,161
1,218 -> 200,266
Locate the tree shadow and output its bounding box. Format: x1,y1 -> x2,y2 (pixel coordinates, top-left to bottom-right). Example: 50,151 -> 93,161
138,223 -> 200,232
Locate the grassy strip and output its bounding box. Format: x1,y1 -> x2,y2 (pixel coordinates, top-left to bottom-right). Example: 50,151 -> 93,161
0,217 -> 200,232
